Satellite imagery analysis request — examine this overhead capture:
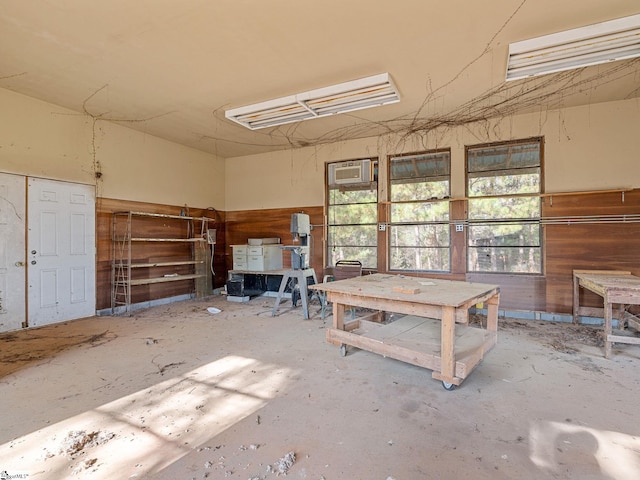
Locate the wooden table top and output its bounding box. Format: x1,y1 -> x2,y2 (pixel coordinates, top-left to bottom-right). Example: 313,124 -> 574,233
310,273 -> 499,308
574,270 -> 640,292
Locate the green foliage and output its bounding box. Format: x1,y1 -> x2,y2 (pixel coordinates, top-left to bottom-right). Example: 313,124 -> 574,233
391,179 -> 449,202
466,141 -> 542,273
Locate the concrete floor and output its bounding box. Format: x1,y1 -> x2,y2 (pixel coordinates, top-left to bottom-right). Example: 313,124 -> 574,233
1,295 -> 639,480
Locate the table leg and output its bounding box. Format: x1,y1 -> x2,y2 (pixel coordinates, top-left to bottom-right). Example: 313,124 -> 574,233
440,306 -> 455,382
573,274 -> 579,324
333,302 -> 346,331
604,297 -> 613,359
486,293 -> 500,333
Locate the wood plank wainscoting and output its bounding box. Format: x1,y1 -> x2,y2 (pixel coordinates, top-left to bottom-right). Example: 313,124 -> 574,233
96,189 -> 639,316
468,189 -> 640,314
225,206 -> 325,274
543,189 -> 640,315
96,198 -> 225,311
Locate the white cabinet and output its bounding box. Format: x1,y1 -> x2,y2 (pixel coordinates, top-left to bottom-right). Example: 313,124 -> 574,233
232,244 -> 282,271
232,245 -> 248,270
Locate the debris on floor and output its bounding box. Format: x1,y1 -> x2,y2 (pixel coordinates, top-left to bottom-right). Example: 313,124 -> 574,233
60,430 -> 115,458
274,451 -> 296,475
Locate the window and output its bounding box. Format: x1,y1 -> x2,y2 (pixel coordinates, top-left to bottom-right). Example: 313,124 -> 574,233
466,138 -> 542,273
326,159 -> 378,268
389,150 -> 451,272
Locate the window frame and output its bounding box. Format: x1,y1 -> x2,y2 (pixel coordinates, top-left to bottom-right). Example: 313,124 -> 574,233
387,149 -> 452,273
325,158 -> 379,269
465,137 -> 544,275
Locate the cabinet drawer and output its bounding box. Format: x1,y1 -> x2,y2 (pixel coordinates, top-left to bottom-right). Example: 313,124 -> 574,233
232,245 -> 248,255
247,256 -> 265,271
248,245 -> 282,256
247,254 -> 283,271
233,258 -> 248,270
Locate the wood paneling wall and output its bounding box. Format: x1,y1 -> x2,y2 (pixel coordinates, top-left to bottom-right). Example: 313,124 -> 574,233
543,189 -> 640,313
225,206 -> 325,274
95,189 -> 639,316
96,198 -> 225,311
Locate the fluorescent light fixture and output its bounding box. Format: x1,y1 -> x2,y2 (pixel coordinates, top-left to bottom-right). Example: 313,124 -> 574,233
506,13 -> 640,81
225,73 -> 400,130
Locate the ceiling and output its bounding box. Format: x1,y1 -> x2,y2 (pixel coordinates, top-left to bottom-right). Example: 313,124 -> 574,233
1,1 -> 639,159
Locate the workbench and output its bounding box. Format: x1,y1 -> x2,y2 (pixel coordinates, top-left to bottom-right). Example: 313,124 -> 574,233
573,270 -> 640,358
310,274 -> 500,390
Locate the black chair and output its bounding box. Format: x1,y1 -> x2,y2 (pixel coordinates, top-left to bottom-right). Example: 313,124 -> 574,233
320,260 -> 363,319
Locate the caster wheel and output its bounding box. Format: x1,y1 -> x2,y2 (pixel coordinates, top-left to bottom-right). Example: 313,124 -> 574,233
340,344 -> 347,357
442,381 -> 456,391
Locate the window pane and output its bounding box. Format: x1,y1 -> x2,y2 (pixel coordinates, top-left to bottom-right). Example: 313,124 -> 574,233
468,246 -> 541,273
468,223 -> 540,247
389,224 -> 449,272
390,224 -> 450,248
326,160 -> 378,269
468,142 -> 540,173
329,188 -> 377,205
391,201 -> 450,222
328,204 -> 377,224
329,247 -> 377,269
466,139 -> 542,274
328,229 -> 378,269
328,224 -> 377,246
391,180 -> 449,202
389,150 -> 451,273
468,196 -> 540,220
390,152 -> 450,180
390,247 -> 450,271
468,171 -> 540,196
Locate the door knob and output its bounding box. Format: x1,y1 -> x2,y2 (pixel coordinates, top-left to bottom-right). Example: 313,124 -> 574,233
31,260 -> 37,265
15,261 -> 25,267
31,250 -> 37,254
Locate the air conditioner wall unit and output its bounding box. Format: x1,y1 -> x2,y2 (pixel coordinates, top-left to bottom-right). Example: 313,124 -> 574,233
328,159 -> 372,186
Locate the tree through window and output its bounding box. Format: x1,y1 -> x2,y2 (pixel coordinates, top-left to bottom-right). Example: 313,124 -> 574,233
466,138 -> 543,274
389,150 -> 451,272
326,159 -> 378,269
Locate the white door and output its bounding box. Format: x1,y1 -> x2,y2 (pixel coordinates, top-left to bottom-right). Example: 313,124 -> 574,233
0,173 -> 26,332
27,178 -> 96,326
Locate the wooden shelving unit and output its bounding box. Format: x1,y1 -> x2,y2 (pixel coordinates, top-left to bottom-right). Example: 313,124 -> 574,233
111,211 -> 212,314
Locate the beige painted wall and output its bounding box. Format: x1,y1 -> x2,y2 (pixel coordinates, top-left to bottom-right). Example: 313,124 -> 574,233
3,85 -> 637,213
0,88 -> 225,209
225,98 -> 640,210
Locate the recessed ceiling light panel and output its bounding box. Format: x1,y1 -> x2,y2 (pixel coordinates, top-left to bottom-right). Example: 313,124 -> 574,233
506,14 -> 640,81
225,73 -> 400,130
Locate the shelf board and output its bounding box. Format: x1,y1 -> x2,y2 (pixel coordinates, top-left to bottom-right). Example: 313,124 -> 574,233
129,260 -> 203,268
129,237 -> 206,242
114,211 -> 212,222
128,273 -> 206,286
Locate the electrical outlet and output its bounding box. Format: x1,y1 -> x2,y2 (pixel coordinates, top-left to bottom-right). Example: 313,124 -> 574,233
455,224 -> 464,232
378,224 -> 386,231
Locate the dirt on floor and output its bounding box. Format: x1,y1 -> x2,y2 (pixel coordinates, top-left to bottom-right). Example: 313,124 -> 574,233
0,296 -> 639,480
